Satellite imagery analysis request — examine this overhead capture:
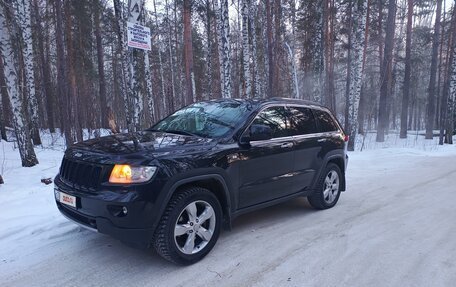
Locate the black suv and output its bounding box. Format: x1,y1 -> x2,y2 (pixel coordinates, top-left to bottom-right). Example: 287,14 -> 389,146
54,98 -> 348,264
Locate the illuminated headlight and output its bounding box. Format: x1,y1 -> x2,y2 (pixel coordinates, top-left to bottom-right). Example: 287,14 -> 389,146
109,165 -> 157,184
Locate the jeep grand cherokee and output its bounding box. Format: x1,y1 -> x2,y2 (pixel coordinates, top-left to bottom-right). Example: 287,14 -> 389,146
54,98 -> 348,265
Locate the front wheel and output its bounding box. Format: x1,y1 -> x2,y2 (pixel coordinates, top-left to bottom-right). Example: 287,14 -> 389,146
307,163 -> 342,210
153,187 -> 222,265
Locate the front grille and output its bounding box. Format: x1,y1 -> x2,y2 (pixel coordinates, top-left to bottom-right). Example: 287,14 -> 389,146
59,158 -> 107,190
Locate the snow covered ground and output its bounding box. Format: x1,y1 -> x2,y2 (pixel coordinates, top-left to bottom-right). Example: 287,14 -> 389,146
1,131 -> 456,287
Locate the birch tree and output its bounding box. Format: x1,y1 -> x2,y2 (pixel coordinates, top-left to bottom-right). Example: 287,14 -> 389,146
16,0 -> 41,145
204,0 -> 213,100
183,0 -> 196,104
164,0 -> 176,110
241,0 -> 252,97
347,0 -> 368,151
219,0 -> 232,98
113,0 -> 133,131
128,0 -> 144,131
249,1 -> 260,98
143,4 -> 155,124
153,0 -> 166,117
0,2 -> 38,167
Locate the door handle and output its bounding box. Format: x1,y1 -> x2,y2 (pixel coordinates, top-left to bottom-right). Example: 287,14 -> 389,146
281,142 -> 294,148
317,138 -> 327,143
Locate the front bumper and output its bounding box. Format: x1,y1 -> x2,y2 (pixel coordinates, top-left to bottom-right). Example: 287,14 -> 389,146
56,202 -> 154,248
54,176 -> 157,248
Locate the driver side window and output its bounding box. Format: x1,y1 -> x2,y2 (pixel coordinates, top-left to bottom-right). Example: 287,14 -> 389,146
252,106 -> 292,139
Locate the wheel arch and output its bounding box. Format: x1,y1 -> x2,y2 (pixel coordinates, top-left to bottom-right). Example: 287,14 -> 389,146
162,174 -> 233,231
327,157 -> 346,191
312,154 -> 346,192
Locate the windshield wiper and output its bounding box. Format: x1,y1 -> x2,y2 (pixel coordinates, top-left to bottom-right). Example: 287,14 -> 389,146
163,130 -> 203,137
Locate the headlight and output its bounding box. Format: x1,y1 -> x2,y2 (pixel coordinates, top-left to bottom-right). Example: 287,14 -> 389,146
109,165 -> 157,184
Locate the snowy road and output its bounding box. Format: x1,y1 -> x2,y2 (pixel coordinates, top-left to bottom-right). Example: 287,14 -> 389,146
1,146 -> 456,286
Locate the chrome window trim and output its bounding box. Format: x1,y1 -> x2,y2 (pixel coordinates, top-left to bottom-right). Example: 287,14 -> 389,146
240,102 -> 342,143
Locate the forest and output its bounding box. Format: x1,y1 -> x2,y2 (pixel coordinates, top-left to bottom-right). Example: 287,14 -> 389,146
0,0 -> 456,168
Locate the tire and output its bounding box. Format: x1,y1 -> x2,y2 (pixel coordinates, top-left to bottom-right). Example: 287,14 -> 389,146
307,163 -> 342,210
153,186 -> 222,265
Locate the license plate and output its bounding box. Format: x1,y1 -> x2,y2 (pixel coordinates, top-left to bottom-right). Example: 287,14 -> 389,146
59,192 -> 77,208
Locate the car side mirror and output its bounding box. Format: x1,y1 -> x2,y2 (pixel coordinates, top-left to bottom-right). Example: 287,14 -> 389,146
249,124 -> 272,141
239,124 -> 273,146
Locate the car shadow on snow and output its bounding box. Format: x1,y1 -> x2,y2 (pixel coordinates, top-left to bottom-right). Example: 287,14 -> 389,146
62,197 -> 316,268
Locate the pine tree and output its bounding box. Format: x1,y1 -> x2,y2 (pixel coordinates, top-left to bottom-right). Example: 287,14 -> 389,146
376,0 -> 396,142
400,0 -> 414,139
425,0 -> 443,139
94,0 -> 108,128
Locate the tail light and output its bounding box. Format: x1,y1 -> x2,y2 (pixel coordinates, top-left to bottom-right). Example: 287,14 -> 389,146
344,135 -> 349,142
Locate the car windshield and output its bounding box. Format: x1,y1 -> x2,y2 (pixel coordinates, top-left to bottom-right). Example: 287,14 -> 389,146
149,101 -> 251,138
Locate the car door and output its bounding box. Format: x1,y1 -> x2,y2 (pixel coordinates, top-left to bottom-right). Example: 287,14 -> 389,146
288,106 -> 322,192
238,106 -> 296,208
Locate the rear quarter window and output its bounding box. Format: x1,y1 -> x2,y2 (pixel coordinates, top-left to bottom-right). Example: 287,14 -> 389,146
313,109 -> 339,132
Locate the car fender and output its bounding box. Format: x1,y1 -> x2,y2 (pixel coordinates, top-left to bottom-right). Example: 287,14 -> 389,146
153,169 -> 234,232
311,151 -> 346,192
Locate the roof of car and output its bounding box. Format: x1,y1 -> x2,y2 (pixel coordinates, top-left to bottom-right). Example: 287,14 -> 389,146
205,97 -> 328,110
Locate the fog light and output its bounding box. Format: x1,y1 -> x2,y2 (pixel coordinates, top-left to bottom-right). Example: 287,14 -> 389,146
54,188 -> 60,201
122,206 -> 128,215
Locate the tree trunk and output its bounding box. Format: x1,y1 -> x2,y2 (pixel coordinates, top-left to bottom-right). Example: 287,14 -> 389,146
33,0 -> 54,133
425,0 -> 443,139
273,0 -> 283,98
266,0 -> 273,97
0,3 -> 38,166
64,1 -> 82,143
347,0 -> 368,151
250,1 -> 260,98
219,0 -> 232,98
312,0 -> 325,104
54,0 -> 72,145
0,57 -> 7,140
94,1 -> 108,128
241,0 -> 252,97
17,0 -> 41,145
165,0 -> 177,111
400,0 -> 413,139
445,7 -> 456,145
153,0 -> 167,117
376,0 -> 396,142
127,0 -> 144,131
205,0 -> 213,100
183,0 -> 196,104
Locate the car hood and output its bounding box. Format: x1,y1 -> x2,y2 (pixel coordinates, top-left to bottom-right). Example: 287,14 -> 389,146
70,131 -> 215,158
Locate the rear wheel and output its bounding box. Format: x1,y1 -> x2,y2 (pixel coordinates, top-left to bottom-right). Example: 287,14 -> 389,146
307,163 -> 342,210
153,187 -> 222,265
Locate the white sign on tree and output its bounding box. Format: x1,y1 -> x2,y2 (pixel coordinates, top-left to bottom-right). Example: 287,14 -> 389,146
127,22 -> 151,51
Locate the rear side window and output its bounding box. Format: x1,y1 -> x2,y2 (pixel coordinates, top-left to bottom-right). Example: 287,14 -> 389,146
314,109 -> 339,132
288,107 -> 317,135
252,106 -> 292,138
